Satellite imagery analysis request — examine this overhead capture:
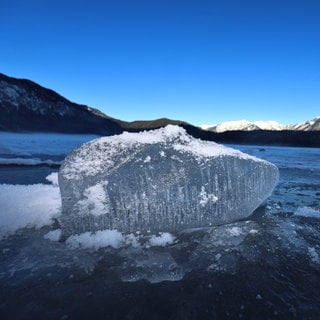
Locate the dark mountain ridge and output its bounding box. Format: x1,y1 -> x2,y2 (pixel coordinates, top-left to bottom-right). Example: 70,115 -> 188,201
0,73 -> 123,134
0,73 -> 319,147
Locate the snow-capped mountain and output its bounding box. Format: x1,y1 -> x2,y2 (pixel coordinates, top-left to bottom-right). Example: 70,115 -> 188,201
291,117 -> 320,131
201,120 -> 287,132
201,118 -> 319,132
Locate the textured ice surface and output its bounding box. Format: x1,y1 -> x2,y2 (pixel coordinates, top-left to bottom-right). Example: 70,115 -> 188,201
59,125 -> 279,236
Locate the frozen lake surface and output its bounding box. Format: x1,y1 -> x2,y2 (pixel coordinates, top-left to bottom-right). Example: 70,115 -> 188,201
0,133 -> 320,319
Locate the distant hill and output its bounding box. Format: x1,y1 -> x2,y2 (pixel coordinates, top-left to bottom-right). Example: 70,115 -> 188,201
1,72 -> 319,147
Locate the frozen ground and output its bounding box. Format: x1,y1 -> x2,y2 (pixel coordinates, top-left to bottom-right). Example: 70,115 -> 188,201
0,136 -> 320,319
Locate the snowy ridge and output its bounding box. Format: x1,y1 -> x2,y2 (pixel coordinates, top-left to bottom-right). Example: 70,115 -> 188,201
201,120 -> 287,132
61,125 -> 266,180
201,117 -> 320,132
291,116 -> 320,131
254,120 -> 286,130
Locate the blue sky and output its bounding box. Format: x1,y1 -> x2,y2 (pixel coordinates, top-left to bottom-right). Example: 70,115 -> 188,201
1,0 -> 319,125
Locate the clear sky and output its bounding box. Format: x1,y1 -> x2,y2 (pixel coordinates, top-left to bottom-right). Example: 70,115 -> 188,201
1,0 -> 319,125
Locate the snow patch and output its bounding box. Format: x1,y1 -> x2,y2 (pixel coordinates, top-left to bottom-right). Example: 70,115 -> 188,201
64,230 -> 176,250
149,233 -> 175,246
227,227 -> 243,236
200,124 -> 216,130
66,229 -> 124,249
308,247 -> 320,264
0,183 -> 61,238
124,233 -> 141,248
294,207 -> 320,218
198,186 -> 218,207
0,173 -> 60,237
143,155 -> 151,163
46,172 -> 59,186
76,182 -> 109,216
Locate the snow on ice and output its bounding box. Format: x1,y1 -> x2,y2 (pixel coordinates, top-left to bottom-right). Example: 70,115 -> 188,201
294,207 -> 320,219
46,172 -> 59,186
0,173 -> 61,238
66,229 -> 124,249
149,232 -> 176,246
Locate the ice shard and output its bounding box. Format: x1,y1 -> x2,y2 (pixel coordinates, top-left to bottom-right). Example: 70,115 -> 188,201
59,125 -> 279,237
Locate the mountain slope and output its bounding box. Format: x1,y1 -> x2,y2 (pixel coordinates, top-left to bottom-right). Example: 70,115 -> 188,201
0,73 -> 123,134
291,117 -> 320,131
